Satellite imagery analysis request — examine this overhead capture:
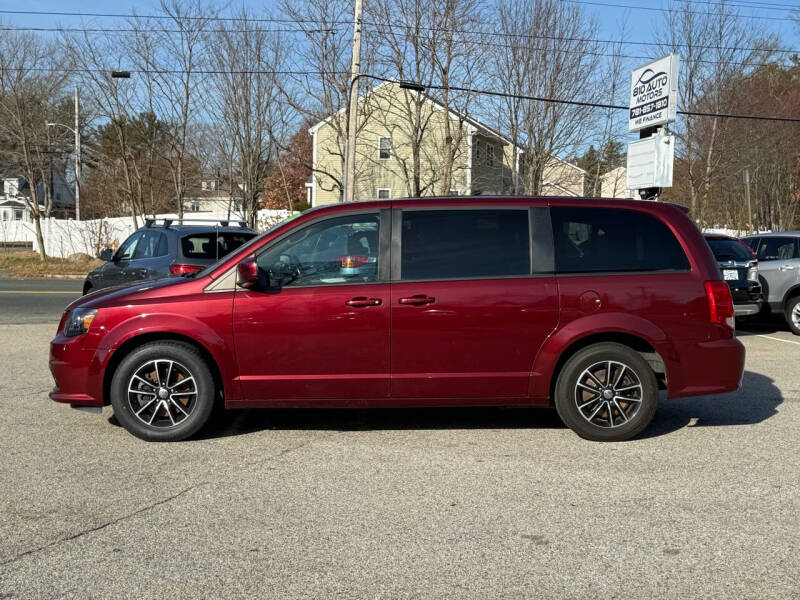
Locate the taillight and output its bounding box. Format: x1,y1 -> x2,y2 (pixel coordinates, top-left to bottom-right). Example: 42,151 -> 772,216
170,263 -> 204,276
705,280 -> 735,329
339,255 -> 369,268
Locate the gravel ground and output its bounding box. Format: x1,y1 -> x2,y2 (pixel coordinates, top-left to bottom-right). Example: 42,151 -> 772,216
1,322 -> 798,599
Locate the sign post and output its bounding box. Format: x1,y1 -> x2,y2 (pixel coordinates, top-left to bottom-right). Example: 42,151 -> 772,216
627,54 -> 679,200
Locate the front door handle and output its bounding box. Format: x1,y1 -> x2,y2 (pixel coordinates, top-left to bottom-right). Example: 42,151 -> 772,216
398,294 -> 435,306
345,296 -> 382,307
779,264 -> 796,271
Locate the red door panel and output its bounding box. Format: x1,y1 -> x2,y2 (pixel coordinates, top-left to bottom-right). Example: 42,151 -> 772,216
233,283 -> 390,400
390,278 -> 558,399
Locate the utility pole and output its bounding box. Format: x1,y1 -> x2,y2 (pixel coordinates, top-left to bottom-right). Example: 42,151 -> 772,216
343,0 -> 363,204
743,168 -> 752,233
74,87 -> 81,221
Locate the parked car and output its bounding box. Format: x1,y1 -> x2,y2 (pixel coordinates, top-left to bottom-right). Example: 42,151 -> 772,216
84,219 -> 257,294
50,197 -> 744,442
740,232 -> 800,335
703,234 -> 762,317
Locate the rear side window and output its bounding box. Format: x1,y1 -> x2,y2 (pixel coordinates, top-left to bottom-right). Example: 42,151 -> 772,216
756,237 -> 799,261
401,209 -> 530,280
181,232 -> 255,260
550,207 -> 689,274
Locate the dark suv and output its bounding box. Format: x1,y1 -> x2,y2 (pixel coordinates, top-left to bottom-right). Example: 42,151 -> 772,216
84,219 -> 256,294
703,234 -> 762,317
52,198 -> 744,442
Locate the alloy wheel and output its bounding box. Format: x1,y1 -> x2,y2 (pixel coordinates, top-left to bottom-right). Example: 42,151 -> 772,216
127,359 -> 198,428
574,360 -> 643,428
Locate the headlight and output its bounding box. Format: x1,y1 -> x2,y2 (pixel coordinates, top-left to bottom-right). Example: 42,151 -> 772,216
747,267 -> 758,282
63,308 -> 98,337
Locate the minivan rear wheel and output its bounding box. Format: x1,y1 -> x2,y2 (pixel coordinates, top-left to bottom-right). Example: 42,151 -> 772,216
110,341 -> 215,442
554,342 -> 658,442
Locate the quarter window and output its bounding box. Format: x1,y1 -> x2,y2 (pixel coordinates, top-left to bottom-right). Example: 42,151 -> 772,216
378,137 -> 392,160
256,214 -> 380,286
550,207 -> 689,273
401,209 -> 530,280
757,237 -> 799,261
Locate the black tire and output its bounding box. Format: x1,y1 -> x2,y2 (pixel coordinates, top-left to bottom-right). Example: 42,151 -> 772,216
785,296 -> 800,336
110,341 -> 215,442
554,342 -> 658,442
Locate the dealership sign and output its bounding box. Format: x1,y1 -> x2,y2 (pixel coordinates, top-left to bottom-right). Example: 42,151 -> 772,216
629,54 -> 679,132
626,135 -> 675,190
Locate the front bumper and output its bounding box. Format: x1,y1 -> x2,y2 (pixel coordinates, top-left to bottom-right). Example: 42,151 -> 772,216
49,335 -> 108,407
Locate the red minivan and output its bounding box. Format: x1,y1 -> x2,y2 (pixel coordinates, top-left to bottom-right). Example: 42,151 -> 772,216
49,198 -> 744,442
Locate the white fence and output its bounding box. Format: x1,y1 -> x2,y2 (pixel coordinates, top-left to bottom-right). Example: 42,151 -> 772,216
0,210 -> 293,258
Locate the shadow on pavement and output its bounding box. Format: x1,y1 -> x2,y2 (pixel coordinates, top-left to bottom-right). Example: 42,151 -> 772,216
186,369 -> 781,441
640,370 -> 782,439
736,315 -> 792,336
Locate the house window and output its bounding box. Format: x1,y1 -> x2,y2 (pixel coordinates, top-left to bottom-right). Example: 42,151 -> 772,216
14,209 -> 23,221
487,145 -> 495,168
448,190 -> 459,196
377,188 -> 391,199
474,140 -> 481,162
1,210 -> 7,221
191,200 -> 200,212
378,137 -> 392,160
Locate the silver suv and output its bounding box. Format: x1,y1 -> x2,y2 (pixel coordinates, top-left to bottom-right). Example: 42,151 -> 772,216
741,232 -> 800,335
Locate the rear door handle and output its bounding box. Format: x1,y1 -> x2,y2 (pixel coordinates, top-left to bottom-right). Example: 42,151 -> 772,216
345,296 -> 382,307
398,294 -> 435,306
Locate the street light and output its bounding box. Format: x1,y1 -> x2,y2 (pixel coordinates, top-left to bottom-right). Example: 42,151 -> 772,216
47,102 -> 81,222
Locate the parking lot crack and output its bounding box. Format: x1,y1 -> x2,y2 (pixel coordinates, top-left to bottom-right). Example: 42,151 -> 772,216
0,483 -> 206,567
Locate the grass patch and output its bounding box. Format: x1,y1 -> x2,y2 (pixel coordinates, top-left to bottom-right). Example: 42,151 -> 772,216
0,251 -> 101,278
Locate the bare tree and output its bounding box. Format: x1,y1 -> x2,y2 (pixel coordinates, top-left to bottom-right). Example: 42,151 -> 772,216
657,0 -> 776,223
0,29 -> 70,259
207,8 -> 286,226
492,0 -> 600,195
130,0 -> 215,219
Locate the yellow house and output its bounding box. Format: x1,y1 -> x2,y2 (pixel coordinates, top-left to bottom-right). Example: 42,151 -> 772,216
308,82 -> 585,207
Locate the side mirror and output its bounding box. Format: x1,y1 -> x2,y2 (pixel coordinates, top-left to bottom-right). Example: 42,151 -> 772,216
236,258 -> 259,289
99,248 -> 114,262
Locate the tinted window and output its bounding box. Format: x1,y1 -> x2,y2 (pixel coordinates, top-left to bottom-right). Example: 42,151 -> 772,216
742,237 -> 759,251
706,238 -> 754,262
757,237 -> 799,261
134,230 -> 165,260
256,214 -> 380,286
551,207 -> 689,273
116,231 -> 143,261
181,232 -> 255,260
401,209 -> 530,280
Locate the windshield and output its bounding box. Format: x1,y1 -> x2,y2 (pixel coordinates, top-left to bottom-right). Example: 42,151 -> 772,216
707,238 -> 754,262
192,217 -> 298,279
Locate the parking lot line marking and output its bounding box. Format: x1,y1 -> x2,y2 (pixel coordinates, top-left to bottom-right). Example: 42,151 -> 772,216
757,335 -> 800,346
0,291 -> 79,295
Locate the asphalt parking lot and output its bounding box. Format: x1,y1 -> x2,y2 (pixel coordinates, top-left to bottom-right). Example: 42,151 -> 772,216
1,279 -> 799,599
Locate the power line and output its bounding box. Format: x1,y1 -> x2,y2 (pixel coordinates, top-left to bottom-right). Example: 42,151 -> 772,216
362,29 -> 791,70
0,66 -> 348,77
359,73 -> 800,123
0,25 -> 338,35
559,0 -> 794,21
0,9 -> 349,25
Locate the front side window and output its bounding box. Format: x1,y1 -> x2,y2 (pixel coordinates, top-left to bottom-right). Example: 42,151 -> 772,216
256,214 -> 380,286
757,237 -> 799,261
401,209 -> 530,280
133,230 -> 165,260
116,232 -> 143,261
551,207 -> 689,274
378,137 -> 392,160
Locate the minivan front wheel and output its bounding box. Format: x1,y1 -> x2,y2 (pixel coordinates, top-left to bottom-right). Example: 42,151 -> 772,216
110,341 -> 215,441
554,342 -> 658,442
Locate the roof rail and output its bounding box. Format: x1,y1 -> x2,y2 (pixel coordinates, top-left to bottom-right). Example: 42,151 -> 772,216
143,217 -> 249,229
